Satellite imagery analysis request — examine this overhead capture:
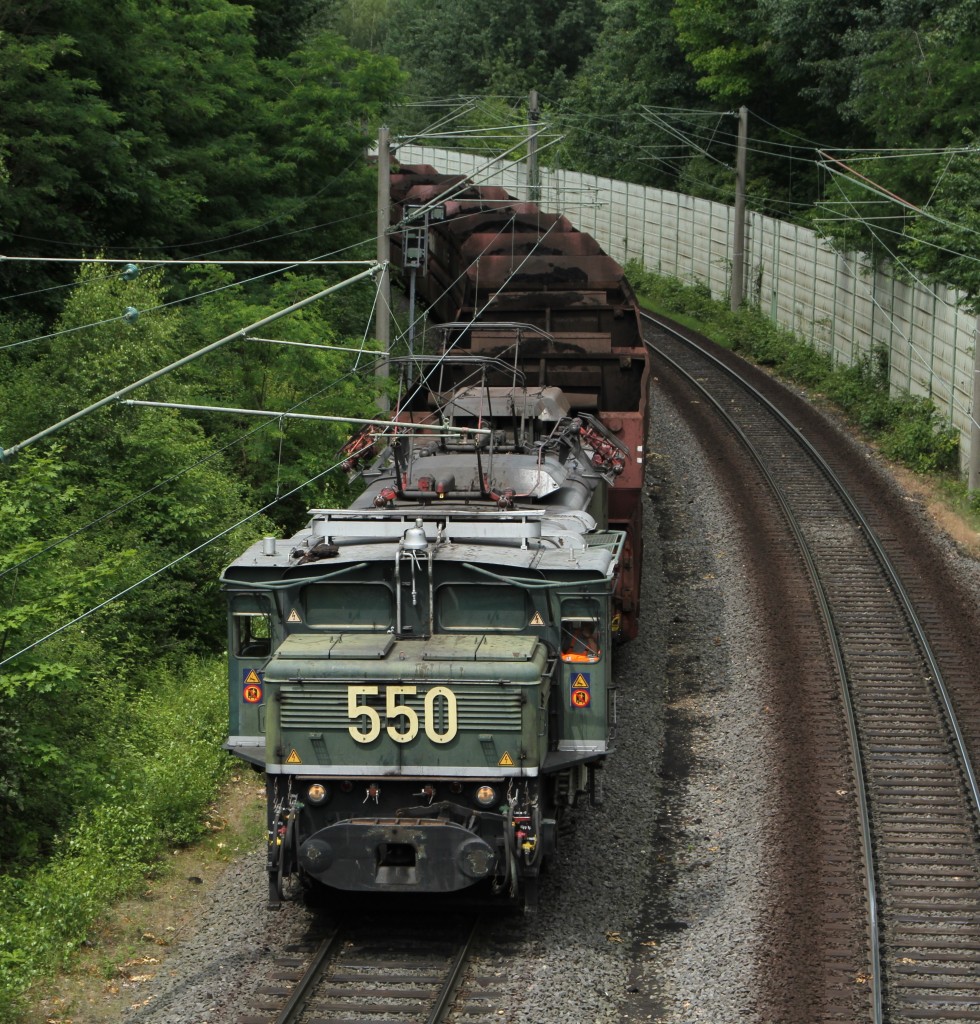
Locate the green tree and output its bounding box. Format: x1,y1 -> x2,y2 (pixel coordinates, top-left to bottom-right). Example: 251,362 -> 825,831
0,262 -> 255,659
0,0 -> 269,305
0,445 -> 134,860
172,267 -> 387,529
237,0 -> 322,58
258,30 -> 404,260
0,263 -> 271,864
812,1 -> 979,276
843,1 -> 979,149
0,32 -> 125,298
905,148 -> 980,312
0,4 -> 403,314
482,0 -> 602,97
379,0 -> 600,108
670,0 -> 771,103
315,0 -> 394,52
761,0 -> 870,126
560,0 -> 701,187
382,0 -> 489,104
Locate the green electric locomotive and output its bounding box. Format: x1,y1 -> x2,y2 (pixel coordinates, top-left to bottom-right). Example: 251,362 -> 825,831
224,357 -> 633,906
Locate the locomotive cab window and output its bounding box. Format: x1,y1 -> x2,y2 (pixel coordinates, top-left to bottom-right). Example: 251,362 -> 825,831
560,600 -> 602,663
235,612 -> 272,658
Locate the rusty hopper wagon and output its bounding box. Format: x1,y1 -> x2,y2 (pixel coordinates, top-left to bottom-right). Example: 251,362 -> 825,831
223,162 -> 649,908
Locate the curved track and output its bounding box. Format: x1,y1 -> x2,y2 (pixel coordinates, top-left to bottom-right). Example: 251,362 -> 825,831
644,313 -> 980,1023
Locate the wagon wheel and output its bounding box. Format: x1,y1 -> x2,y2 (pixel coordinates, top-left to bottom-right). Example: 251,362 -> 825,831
552,771 -> 571,808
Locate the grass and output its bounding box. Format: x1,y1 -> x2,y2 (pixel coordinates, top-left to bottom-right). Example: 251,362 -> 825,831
936,475 -> 980,532
29,772 -> 265,1024
0,656 -> 234,1022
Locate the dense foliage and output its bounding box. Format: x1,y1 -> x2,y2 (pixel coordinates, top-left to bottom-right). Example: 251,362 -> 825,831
0,3 -> 402,1013
0,658 -> 231,1019
0,0 -> 403,305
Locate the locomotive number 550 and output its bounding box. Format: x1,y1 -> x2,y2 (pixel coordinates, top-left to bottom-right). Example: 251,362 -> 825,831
347,684 -> 458,744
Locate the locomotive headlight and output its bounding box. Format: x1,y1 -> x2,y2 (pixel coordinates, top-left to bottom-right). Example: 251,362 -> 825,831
474,785 -> 497,807
306,783 -> 329,805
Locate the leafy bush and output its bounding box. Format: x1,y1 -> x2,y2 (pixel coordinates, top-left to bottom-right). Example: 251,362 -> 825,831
128,665 -> 231,845
824,349 -> 895,432
626,261 -> 720,324
0,656 -> 231,1020
878,398 -> 960,473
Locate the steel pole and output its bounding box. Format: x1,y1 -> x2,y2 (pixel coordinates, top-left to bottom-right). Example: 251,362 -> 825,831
376,125 -> 391,410
731,106 -> 748,310
969,314 -> 980,491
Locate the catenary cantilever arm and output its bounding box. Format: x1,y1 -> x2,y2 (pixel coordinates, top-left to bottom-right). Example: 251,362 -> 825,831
0,263 -> 382,463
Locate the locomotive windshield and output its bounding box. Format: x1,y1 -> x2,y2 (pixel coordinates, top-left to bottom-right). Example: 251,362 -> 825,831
234,611 -> 272,658
303,582 -> 393,630
230,593 -> 274,658
437,583 -> 530,630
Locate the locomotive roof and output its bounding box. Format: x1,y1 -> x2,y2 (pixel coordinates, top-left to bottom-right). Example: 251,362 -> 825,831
354,452 -> 572,502
225,507 -> 621,580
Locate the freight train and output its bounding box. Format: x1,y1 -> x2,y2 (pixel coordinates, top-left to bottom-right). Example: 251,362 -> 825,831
223,161 -> 649,908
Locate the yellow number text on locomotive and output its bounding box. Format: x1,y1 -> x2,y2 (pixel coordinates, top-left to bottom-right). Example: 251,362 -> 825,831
346,685 -> 458,744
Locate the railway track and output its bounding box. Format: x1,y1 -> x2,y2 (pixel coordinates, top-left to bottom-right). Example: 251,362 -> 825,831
644,313 -> 980,1023
237,913 -> 481,1024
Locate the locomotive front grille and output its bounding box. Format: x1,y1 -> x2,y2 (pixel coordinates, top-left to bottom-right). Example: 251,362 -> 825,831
278,682 -> 524,732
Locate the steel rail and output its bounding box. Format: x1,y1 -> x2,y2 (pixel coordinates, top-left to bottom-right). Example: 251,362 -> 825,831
275,928 -> 345,1024
427,915 -> 482,1024
268,916 -> 479,1024
645,308 -> 980,1022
